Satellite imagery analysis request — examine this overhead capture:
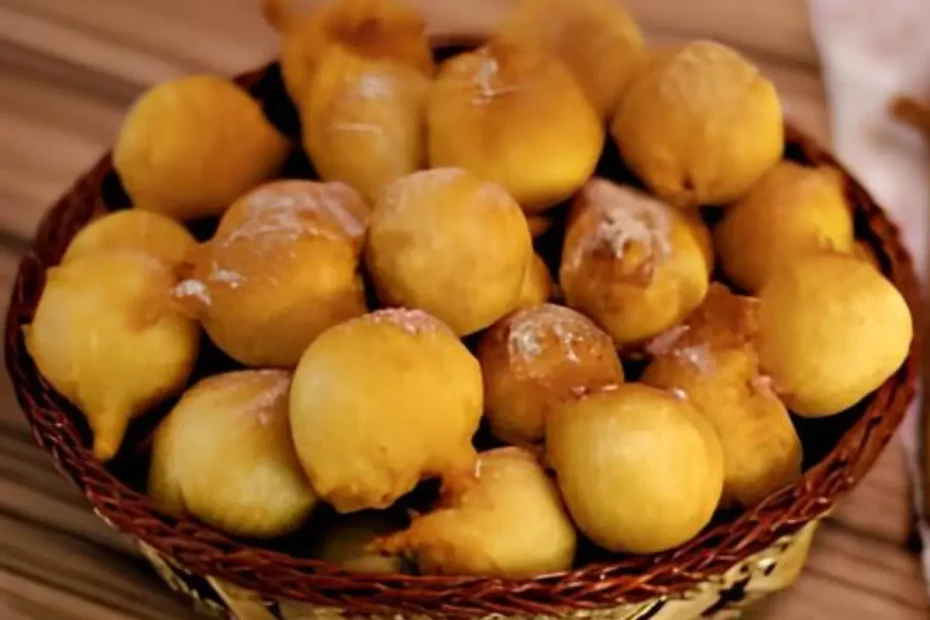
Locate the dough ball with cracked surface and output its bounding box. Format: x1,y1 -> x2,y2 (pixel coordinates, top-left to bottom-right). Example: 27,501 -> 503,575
174,180 -> 368,367
560,178 -> 709,348
478,303 -> 624,447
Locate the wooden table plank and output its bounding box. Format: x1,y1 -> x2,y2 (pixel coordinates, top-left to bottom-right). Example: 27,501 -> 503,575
754,522 -> 929,619
0,54 -> 124,240
626,0 -> 817,67
831,439 -> 916,545
0,513 -> 196,620
0,568 -> 150,620
2,0 -> 818,79
0,24 -> 829,243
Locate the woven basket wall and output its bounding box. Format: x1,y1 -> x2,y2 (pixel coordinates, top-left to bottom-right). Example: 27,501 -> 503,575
3,49 -> 921,620
136,520 -> 821,619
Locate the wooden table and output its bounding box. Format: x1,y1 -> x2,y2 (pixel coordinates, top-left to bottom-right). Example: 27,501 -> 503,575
0,1 -> 927,618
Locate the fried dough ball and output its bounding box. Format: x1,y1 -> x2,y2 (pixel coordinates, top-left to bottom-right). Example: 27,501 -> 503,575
515,254 -> 554,308
62,210 -> 196,267
366,168 -> 532,335
496,0 -> 645,118
560,178 -> 709,348
174,180 -> 368,367
307,511 -> 409,574
302,44 -> 429,201
114,76 -> 290,221
758,252 -> 913,417
715,161 -> 854,292
377,447 -> 576,577
611,41 -> 783,208
642,285 -> 802,507
290,308 -> 483,512
547,384 -> 723,553
478,303 -> 624,447
148,370 -> 317,538
262,0 -> 433,106
428,41 -> 604,213
24,252 -> 199,461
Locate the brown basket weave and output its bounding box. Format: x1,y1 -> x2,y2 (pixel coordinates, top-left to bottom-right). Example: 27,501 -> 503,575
3,57 -> 922,619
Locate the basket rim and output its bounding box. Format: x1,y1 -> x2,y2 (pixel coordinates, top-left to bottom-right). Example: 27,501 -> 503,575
3,60 -> 922,618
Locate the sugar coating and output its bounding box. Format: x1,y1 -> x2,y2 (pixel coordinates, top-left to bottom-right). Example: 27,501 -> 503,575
209,261 -> 246,289
572,180 -> 673,271
673,343 -> 716,374
225,184 -> 363,247
505,305 -> 597,363
197,370 -> 290,427
366,307 -> 446,336
646,323 -> 715,374
473,56 -> 499,101
174,279 -> 211,306
243,373 -> 291,427
474,181 -> 515,211
507,319 -> 543,359
551,321 -> 582,363
646,325 -> 690,356
379,168 -> 465,215
470,54 -> 520,105
592,180 -> 672,260
355,73 -> 395,99
329,122 -> 387,138
658,41 -> 759,118
571,382 -> 620,400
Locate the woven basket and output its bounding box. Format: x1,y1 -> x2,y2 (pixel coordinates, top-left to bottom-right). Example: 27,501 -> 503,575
4,53 -> 921,620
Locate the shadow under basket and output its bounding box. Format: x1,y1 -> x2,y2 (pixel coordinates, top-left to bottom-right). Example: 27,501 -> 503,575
3,56 -> 922,620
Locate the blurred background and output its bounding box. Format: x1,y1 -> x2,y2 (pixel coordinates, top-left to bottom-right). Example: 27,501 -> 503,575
0,1 -> 927,619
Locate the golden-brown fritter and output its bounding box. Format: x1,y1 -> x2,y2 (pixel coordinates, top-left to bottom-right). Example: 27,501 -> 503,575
366,168 -> 532,335
149,370 -> 317,538
612,41 -> 783,208
25,252 -> 199,461
428,41 -> 604,213
547,384 -> 723,553
560,178 -> 709,348
478,303 -> 624,447
377,447 -> 576,576
173,180 -> 368,367
114,76 -> 290,220
289,308 -> 483,513
642,284 -> 802,507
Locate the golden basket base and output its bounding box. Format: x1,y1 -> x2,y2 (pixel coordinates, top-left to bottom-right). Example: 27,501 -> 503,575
137,520 -> 818,620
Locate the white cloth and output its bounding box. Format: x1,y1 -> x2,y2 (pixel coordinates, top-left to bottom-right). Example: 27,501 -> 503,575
809,0 -> 930,586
